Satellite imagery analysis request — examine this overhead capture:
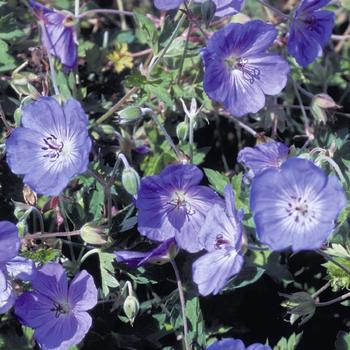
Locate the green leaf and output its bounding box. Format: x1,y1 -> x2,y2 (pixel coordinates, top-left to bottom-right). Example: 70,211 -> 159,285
323,257 -> 350,291
204,168 -> 229,195
21,248 -> 60,264
89,182 -> 105,221
335,331 -> 350,349
98,251 -> 119,297
0,39 -> 15,72
0,14 -> 24,40
341,0 -> 350,10
274,332 -> 302,350
145,84 -> 173,108
134,12 -> 158,52
224,264 -> 265,291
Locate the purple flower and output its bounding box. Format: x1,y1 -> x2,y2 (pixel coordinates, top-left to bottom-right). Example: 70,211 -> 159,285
135,164 -> 222,253
237,141 -> 289,179
250,157 -> 346,252
154,0 -> 244,17
201,20 -> 289,117
6,97 -> 91,196
207,338 -> 271,350
115,238 -> 178,268
0,221 -> 35,313
288,0 -> 335,67
31,0 -> 77,69
15,263 -> 97,350
192,185 -> 244,296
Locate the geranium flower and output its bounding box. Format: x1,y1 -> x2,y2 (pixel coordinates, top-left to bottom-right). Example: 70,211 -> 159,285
31,0 -> 77,69
154,0 -> 244,17
15,263 -> 97,350
207,338 -> 271,350
287,0 -> 335,67
192,185 -> 244,296
201,20 -> 289,117
6,97 -> 91,196
115,238 -> 178,268
0,221 -> 35,313
237,141 -> 289,179
250,157 -> 346,252
135,164 -> 222,253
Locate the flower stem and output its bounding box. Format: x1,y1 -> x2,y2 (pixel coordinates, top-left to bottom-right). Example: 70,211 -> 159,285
78,8 -> 134,19
144,108 -> 183,160
75,0 -> 80,17
0,103 -> 12,132
46,45 -> 60,96
23,230 -> 81,241
170,258 -> 190,350
177,22 -> 192,84
315,291 -> 350,307
312,281 -> 331,299
256,0 -> 289,19
231,117 -> 258,138
292,79 -> 310,128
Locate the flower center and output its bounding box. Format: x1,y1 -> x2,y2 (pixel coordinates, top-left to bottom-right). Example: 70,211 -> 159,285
225,56 -> 261,84
51,301 -> 70,318
168,191 -> 196,216
63,14 -> 76,27
214,233 -> 231,250
41,134 -> 64,161
286,195 -> 316,225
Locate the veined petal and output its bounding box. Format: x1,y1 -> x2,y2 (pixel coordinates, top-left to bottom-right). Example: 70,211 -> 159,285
6,256 -> 36,281
207,338 -> 246,350
0,221 -> 20,263
154,0 -> 183,10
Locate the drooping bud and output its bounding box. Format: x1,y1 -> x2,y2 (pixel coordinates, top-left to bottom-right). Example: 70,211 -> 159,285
80,223 -> 108,245
176,121 -> 189,142
116,106 -> 144,125
123,295 -> 140,326
311,93 -> 341,124
122,167 -> 140,196
280,292 -> 316,325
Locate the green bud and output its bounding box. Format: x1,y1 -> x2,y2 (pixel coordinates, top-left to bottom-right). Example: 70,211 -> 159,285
80,223 -> 108,245
280,292 -> 316,325
123,295 -> 139,326
122,167 -> 140,196
201,0 -> 217,27
117,106 -> 144,125
311,94 -> 340,125
176,121 -> 189,142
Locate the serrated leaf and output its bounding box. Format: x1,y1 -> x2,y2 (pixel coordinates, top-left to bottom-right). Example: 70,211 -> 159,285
98,251 -> 119,297
323,258 -> 350,291
274,332 -> 302,350
89,182 -> 105,221
134,12 -> 158,52
185,296 -> 206,348
204,168 -> 229,195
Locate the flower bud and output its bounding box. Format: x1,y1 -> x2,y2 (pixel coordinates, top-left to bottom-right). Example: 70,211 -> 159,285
280,292 -> 316,325
117,106 -> 144,125
123,295 -> 139,326
80,223 -> 108,245
122,167 -> 140,196
176,121 -> 188,142
311,94 -> 340,124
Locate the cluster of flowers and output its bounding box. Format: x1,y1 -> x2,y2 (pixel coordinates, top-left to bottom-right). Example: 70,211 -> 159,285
0,221 -> 97,350
29,0 -> 335,117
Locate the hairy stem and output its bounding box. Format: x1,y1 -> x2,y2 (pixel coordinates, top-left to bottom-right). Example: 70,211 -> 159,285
316,291 -> 350,307
23,230 -> 81,241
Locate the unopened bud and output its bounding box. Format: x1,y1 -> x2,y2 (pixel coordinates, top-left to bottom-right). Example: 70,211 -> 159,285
311,94 -> 341,124
117,106 -> 144,125
80,223 -> 108,245
122,167 -> 140,196
123,295 -> 139,325
23,185 -> 37,206
280,292 -> 316,325
176,121 -> 188,142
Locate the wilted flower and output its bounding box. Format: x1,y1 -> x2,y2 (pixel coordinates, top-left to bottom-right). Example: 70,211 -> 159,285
250,157 -> 346,251
115,238 -> 178,268
6,97 -> 91,196
0,221 -> 35,313
31,0 -> 77,69
192,185 -> 244,296
311,93 -> 341,124
15,263 -> 97,350
201,20 -> 289,117
136,164 -> 222,252
237,141 -> 289,179
154,0 -> 244,17
288,0 -> 335,67
207,338 -> 271,350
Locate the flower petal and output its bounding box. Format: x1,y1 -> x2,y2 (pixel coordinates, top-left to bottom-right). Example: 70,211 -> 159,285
0,221 -> 20,263
6,256 -> 36,281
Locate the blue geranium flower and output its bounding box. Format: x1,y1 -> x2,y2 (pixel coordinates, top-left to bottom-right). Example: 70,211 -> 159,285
154,0 -> 244,17
31,0 -> 77,69
201,20 -> 289,117
250,157 -> 346,252
15,263 -> 97,350
135,164 -> 222,253
287,0 -> 335,67
207,338 -> 271,350
237,141 -> 289,180
0,221 -> 35,314
6,97 -> 91,196
192,185 -> 244,296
